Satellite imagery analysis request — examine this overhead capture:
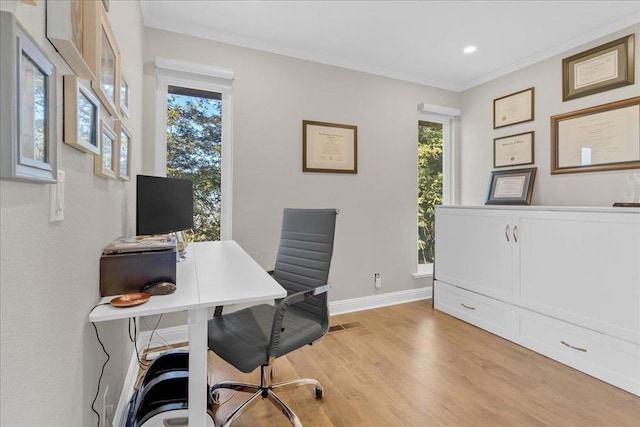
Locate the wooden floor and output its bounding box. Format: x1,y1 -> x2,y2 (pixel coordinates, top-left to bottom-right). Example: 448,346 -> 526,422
204,300 -> 640,426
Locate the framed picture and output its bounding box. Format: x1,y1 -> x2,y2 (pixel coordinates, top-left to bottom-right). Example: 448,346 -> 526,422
63,75 -> 101,155
303,120 -> 357,173
0,12 -> 57,183
117,122 -> 131,181
485,167 -> 537,205
95,120 -> 117,179
551,96 -> 640,174
46,0 -> 98,80
89,9 -> 120,117
562,34 -> 635,102
493,87 -> 534,129
493,131 -> 534,168
119,74 -> 130,118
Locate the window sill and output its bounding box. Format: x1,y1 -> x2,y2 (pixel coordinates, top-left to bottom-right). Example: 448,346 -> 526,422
413,263 -> 433,279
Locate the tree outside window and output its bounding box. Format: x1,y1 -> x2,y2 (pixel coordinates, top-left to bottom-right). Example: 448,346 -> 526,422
418,121 -> 443,264
166,86 -> 222,242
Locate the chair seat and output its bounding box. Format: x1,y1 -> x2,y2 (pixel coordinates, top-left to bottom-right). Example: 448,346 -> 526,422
208,304 -> 326,373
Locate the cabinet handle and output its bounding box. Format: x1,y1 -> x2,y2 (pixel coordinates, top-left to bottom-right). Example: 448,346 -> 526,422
460,303 -> 476,310
513,225 -> 519,242
505,225 -> 510,242
561,340 -> 587,352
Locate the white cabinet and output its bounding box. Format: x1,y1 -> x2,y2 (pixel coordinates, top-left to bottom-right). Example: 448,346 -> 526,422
434,206 -> 640,396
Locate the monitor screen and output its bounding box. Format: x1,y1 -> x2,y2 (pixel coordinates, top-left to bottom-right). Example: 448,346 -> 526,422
136,175 -> 194,235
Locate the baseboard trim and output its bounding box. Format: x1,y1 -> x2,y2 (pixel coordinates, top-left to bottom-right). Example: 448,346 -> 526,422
113,287 -> 432,425
329,286 -> 432,315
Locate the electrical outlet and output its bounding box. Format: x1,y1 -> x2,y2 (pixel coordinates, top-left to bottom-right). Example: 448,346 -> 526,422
374,273 -> 381,289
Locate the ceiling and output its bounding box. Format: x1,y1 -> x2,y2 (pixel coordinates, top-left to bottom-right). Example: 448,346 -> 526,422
140,1 -> 640,92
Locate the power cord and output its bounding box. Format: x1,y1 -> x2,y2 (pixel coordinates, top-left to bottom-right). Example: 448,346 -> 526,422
90,312 -> 111,427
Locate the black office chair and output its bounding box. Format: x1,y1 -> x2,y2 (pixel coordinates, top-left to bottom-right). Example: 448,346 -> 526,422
207,208 -> 337,427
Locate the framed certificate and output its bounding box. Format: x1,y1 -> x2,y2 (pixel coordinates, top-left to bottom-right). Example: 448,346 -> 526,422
303,120 -> 357,173
562,34 -> 634,102
485,167 -> 536,205
551,97 -> 640,174
493,131 -> 534,168
493,87 -> 534,129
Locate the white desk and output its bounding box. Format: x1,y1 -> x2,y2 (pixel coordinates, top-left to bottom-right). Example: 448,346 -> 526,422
89,240 -> 287,426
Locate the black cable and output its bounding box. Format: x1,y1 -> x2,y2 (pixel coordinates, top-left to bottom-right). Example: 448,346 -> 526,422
91,319 -> 111,427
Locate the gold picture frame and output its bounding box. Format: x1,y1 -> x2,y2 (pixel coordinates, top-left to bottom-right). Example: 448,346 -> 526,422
95,119 -> 117,179
551,96 -> 640,174
303,120 -> 357,173
485,167 -> 537,205
493,87 -> 534,129
46,0 -> 98,81
63,75 -> 101,155
88,8 -> 120,117
562,34 -> 635,102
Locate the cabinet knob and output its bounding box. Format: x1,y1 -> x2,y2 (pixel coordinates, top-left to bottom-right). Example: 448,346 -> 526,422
460,303 -> 476,311
505,225 -> 510,242
513,225 -> 519,242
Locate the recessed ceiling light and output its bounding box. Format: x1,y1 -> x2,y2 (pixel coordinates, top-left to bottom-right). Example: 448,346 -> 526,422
463,46 -> 477,54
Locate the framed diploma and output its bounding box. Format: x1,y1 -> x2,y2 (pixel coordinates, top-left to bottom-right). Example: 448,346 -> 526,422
485,167 -> 536,205
493,87 -> 534,129
303,120 -> 357,173
562,34 -> 634,102
551,97 -> 640,174
493,131 -> 534,168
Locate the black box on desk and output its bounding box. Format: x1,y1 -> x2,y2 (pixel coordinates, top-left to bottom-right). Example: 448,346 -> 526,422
100,248 -> 176,297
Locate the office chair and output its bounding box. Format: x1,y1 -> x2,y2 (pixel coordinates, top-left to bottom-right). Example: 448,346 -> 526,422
207,208 -> 337,427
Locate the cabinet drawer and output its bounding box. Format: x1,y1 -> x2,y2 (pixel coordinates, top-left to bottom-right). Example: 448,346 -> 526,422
515,308 -> 639,396
434,281 -> 514,340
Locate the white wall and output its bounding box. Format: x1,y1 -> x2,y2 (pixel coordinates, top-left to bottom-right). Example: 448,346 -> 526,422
0,1 -> 144,425
143,27 -> 460,307
459,24 -> 640,206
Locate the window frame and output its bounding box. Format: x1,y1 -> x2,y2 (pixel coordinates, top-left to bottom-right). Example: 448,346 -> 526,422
416,103 -> 460,272
154,58 -> 234,240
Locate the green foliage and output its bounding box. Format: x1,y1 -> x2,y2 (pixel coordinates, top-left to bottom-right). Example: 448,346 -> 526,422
417,122 -> 443,264
166,94 -> 222,242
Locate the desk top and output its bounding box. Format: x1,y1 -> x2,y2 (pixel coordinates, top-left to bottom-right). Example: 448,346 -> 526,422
89,240 -> 286,322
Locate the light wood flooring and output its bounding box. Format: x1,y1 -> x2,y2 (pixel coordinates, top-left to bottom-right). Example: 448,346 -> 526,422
205,300 -> 640,426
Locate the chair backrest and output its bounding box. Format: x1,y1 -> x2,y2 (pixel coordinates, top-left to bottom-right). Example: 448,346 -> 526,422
272,208 -> 337,321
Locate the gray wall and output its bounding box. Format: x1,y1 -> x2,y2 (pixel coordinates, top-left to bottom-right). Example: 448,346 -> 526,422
459,24 -> 640,206
143,27 -> 461,306
0,1 -> 144,425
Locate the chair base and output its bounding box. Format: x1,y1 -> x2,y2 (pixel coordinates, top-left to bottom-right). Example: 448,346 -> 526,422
210,364 -> 323,427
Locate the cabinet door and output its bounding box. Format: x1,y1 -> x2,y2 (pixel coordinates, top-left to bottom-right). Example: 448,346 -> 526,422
516,211 -> 640,344
435,208 -> 513,302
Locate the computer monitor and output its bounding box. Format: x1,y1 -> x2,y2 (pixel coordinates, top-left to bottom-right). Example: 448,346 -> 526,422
136,175 -> 194,236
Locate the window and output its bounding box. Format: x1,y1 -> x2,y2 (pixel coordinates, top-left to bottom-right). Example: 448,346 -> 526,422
166,86 -> 222,241
418,120 -> 443,264
416,103 -> 459,271
154,58 -> 234,241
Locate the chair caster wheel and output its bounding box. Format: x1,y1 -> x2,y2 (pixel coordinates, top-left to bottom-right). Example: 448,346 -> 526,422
314,387 -> 323,399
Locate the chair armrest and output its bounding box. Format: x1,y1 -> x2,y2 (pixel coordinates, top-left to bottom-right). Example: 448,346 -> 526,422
267,284 -> 334,356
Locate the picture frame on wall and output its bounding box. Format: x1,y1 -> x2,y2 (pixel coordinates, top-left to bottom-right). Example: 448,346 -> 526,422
95,120 -> 118,179
493,131 -> 534,168
562,34 -> 635,102
63,75 -> 101,155
0,12 -> 57,183
303,120 -> 358,173
117,122 -> 131,181
485,167 -> 537,205
90,9 -> 120,117
120,74 -> 130,118
551,96 -> 640,174
493,87 -> 534,129
46,0 -> 98,81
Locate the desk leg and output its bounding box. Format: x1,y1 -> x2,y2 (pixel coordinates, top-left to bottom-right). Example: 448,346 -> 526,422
188,307 -> 209,426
